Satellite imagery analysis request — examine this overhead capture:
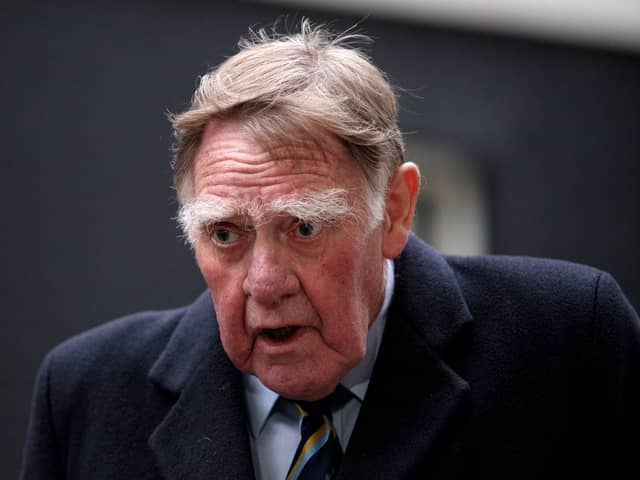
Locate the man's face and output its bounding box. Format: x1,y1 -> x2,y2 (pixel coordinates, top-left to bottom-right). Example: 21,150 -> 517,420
191,119 -> 387,401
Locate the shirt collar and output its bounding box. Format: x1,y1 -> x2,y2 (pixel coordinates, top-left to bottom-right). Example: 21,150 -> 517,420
244,259 -> 395,438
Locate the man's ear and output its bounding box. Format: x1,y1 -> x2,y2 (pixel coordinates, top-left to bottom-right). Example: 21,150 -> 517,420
382,162 -> 421,259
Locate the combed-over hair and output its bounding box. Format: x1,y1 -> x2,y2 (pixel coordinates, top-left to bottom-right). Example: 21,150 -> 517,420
170,19 -> 405,219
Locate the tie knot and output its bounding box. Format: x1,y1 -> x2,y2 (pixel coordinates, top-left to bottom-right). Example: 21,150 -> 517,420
295,399 -> 330,417
292,384 -> 352,417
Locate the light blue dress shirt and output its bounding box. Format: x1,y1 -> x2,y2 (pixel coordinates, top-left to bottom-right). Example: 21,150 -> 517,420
243,259 -> 395,480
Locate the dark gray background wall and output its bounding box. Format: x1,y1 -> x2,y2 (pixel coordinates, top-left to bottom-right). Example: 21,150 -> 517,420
3,1 -> 639,477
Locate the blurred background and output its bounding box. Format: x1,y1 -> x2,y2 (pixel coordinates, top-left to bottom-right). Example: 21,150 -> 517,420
3,0 -> 639,476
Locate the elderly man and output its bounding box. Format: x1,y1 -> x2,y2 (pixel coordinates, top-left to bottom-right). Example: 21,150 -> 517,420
22,21 -> 639,480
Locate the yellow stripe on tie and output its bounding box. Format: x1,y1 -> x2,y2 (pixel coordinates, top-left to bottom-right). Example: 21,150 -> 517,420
286,418 -> 329,480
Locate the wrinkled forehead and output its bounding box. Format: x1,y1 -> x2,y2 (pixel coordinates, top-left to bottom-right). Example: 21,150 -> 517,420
193,117 -> 368,195
199,113 -> 362,175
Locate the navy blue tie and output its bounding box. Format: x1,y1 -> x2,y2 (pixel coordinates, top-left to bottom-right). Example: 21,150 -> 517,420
285,394 -> 344,480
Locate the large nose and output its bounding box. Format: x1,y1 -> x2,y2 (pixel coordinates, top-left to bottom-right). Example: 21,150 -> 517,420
242,235 -> 300,306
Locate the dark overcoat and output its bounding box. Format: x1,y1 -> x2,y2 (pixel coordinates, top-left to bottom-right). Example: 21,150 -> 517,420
21,235 -> 640,479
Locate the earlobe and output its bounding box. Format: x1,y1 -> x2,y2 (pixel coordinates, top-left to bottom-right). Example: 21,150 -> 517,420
382,162 -> 421,259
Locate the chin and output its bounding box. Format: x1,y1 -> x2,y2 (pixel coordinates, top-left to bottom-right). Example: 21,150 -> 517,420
280,384 -> 339,402
262,372 -> 341,401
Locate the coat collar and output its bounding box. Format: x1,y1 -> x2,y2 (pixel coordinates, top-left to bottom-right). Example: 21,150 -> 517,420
392,234 -> 473,354
147,291 -> 255,479
337,234 -> 472,479
148,291 -> 217,393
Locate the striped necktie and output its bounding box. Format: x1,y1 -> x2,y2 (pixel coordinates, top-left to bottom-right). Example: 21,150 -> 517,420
285,397 -> 343,480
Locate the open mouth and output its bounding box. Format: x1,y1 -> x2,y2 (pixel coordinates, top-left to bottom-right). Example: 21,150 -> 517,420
262,326 -> 300,341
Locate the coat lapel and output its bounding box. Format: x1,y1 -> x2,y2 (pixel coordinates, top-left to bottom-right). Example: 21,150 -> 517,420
338,235 -> 472,479
147,292 -> 255,480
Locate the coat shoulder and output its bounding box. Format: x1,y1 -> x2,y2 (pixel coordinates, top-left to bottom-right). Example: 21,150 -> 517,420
36,303 -> 197,420
48,304 -> 187,376
445,254 -> 610,329
445,253 -> 603,302
401,235 -> 608,318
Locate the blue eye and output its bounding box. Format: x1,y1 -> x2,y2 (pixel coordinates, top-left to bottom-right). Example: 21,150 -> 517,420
295,221 -> 323,238
211,227 -> 240,245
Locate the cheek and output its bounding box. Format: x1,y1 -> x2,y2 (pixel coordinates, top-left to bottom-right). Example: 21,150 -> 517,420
310,249 -> 379,342
196,250 -> 257,372
196,249 -> 246,334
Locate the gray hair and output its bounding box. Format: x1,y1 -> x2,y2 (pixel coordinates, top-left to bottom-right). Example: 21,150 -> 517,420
170,19 -> 405,223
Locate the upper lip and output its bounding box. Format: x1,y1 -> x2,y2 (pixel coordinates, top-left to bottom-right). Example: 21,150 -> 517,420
257,323 -> 303,332
263,324 -> 298,334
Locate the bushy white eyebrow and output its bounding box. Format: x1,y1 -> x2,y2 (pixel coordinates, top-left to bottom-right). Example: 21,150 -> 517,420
177,188 -> 357,245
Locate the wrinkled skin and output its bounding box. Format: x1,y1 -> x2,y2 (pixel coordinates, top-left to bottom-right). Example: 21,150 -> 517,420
192,118 -> 419,400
